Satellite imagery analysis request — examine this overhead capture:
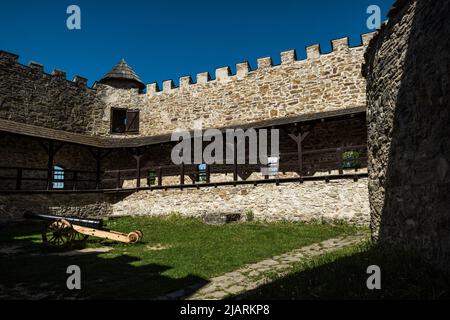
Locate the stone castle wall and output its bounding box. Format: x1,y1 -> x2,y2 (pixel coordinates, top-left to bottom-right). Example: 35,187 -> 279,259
0,179 -> 370,226
364,0 -> 450,267
95,35 -> 374,137
0,193 -> 112,223
0,52 -> 105,134
1,33 -> 374,138
111,180 -> 370,225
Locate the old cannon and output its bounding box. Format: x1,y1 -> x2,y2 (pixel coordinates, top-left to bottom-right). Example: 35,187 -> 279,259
24,213 -> 143,247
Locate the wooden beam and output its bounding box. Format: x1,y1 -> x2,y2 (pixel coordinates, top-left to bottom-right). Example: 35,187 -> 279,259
337,148 -> 344,175
180,163 -> 185,187
158,167 -> 163,187
233,140 -> 238,185
46,141 -> 54,190
286,124 -> 316,177
72,171 -> 78,191
133,155 -> 143,188
206,165 -> 211,184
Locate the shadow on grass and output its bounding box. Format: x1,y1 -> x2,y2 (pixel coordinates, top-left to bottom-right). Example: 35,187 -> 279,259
234,244 -> 450,300
0,222 -> 209,300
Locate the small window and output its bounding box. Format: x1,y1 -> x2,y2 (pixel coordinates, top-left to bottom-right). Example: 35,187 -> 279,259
342,151 -> 361,169
147,170 -> 157,186
53,166 -> 65,189
111,109 -> 140,134
197,164 -> 207,183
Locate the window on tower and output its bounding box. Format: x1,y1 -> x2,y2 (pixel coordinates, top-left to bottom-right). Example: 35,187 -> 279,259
111,108 -> 140,134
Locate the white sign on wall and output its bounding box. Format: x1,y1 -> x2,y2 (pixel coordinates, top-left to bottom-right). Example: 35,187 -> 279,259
262,157 -> 280,176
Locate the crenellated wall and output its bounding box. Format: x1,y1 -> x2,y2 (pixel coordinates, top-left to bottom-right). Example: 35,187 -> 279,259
1,33 -> 374,138
94,34 -> 375,137
0,51 -> 106,134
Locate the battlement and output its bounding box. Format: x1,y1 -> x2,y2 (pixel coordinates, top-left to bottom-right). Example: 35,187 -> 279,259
0,32 -> 376,96
140,32 -> 376,96
1,32 -> 374,138
0,51 -> 91,90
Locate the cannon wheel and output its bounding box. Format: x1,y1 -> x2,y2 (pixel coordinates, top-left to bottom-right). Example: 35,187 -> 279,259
127,231 -> 141,244
72,232 -> 89,243
42,219 -> 74,247
135,230 -> 144,241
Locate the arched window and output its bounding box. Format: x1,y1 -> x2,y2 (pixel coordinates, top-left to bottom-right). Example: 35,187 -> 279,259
53,165 -> 65,189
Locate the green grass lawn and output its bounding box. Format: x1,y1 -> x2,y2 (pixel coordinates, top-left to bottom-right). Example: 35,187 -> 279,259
0,216 -> 361,300
238,241 -> 450,300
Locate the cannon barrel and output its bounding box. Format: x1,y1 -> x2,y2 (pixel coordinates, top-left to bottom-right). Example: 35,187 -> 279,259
24,213 -> 103,229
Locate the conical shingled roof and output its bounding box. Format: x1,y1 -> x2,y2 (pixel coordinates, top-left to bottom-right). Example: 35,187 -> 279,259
99,59 -> 145,90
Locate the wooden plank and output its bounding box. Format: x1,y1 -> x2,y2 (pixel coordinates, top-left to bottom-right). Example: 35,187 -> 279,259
72,225 -> 132,243
126,110 -> 140,133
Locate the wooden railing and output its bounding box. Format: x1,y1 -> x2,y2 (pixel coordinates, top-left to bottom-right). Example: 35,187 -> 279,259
0,145 -> 367,193
0,167 -> 100,191
103,145 -> 368,190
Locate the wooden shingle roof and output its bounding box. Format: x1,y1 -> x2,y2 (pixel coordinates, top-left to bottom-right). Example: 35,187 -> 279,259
99,59 -> 145,90
0,106 -> 366,149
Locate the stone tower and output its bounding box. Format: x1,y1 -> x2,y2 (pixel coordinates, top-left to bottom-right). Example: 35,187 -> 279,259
98,59 -> 145,92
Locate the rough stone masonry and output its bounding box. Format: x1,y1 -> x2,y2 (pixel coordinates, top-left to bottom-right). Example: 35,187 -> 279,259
0,32 -> 375,225
364,0 -> 450,268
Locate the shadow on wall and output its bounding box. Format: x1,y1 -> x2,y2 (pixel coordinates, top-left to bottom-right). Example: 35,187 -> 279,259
374,0 -> 450,269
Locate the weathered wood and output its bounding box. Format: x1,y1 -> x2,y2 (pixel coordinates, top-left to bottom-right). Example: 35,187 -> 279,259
116,171 -> 122,189
206,165 -> 211,183
180,163 -> 185,187
46,141 -> 54,190
134,156 -> 142,188
15,168 -> 22,191
337,148 -> 344,175
72,171 -> 78,191
158,167 -> 163,187
233,140 -> 238,185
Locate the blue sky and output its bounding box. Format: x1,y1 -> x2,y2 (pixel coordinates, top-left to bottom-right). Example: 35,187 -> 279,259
0,0 -> 393,87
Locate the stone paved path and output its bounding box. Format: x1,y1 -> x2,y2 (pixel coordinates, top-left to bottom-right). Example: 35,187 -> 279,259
159,233 -> 367,300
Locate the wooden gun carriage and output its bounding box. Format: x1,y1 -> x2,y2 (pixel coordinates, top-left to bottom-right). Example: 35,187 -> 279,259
24,213 -> 143,247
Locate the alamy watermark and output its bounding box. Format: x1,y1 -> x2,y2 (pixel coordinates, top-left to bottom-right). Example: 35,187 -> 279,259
67,5 -> 81,30
366,5 -> 381,30
366,265 -> 381,290
66,265 -> 81,290
170,122 -> 280,175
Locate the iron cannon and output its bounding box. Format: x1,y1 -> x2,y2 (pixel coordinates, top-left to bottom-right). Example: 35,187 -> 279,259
24,213 -> 143,247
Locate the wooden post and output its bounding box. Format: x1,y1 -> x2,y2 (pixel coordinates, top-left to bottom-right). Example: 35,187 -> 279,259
233,140 -> 238,185
130,148 -> 146,189
15,168 -> 22,191
134,156 -> 142,188
95,149 -> 101,189
337,148 -> 344,175
116,171 -> 122,189
296,137 -> 303,177
206,165 -> 211,184
89,148 -> 112,190
72,171 -> 78,191
287,124 -> 313,178
158,167 -> 163,187
180,163 -> 185,186
47,141 -> 54,190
